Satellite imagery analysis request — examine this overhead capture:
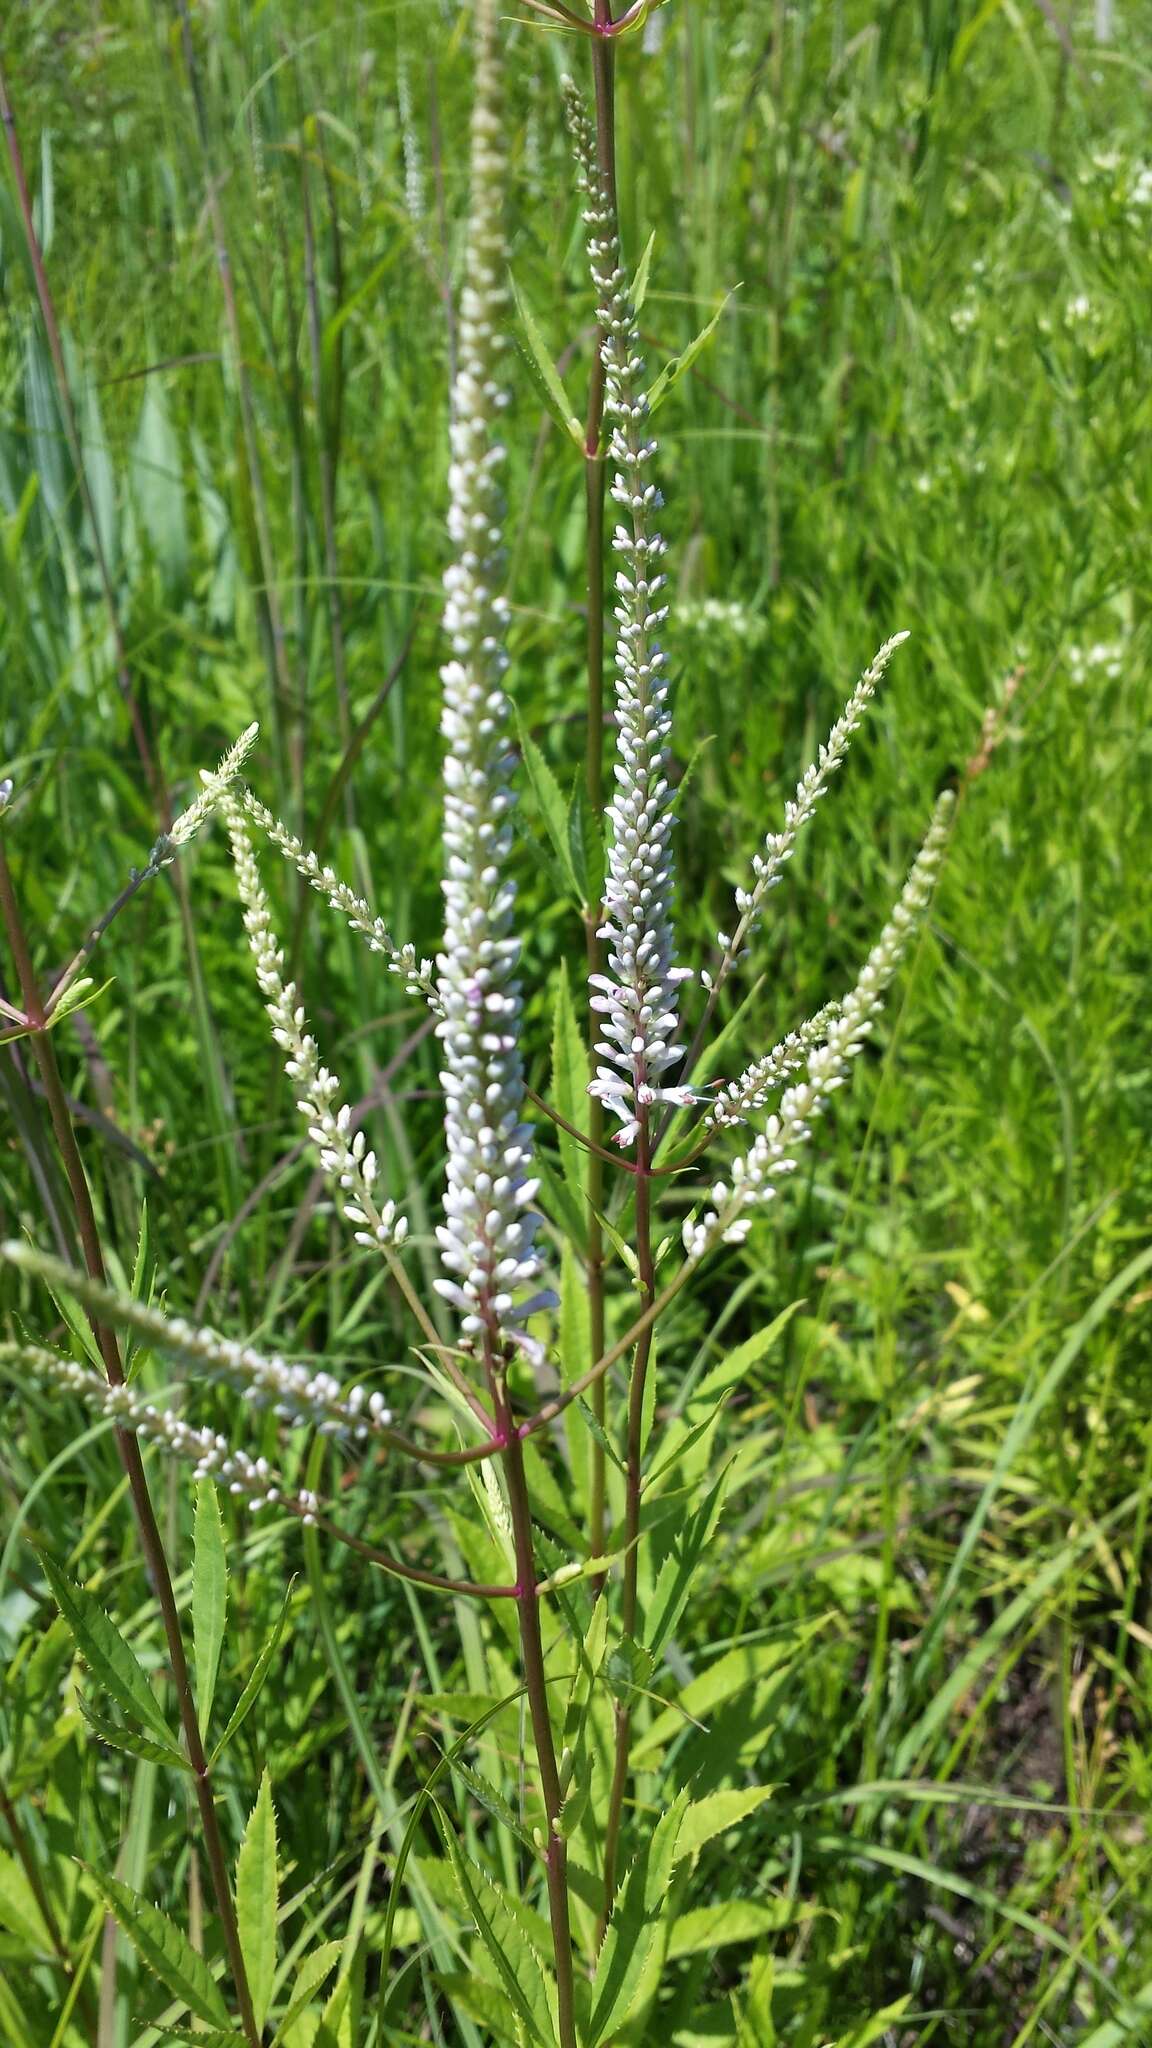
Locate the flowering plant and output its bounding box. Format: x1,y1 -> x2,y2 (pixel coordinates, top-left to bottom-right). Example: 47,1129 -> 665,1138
0,4 -> 952,2041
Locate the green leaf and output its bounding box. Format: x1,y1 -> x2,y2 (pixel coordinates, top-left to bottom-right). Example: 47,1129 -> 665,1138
0,1850 -> 52,1951
271,1939 -> 342,2043
78,1696 -> 189,1772
515,713 -> 581,901
211,1577 -> 295,1762
551,965 -> 590,1199
85,1867 -> 230,2026
193,1481 -> 228,1738
441,1827 -> 555,2046
667,1899 -> 795,1960
447,1758 -> 534,1851
46,976 -> 114,1030
512,277 -> 584,449
824,1997 -> 913,2048
132,379 -> 188,597
37,1551 -> 175,1746
237,1771 -> 278,2034
675,1787 -> 775,1864
633,229 -> 656,312
646,289 -> 737,415
588,1791 -> 688,2044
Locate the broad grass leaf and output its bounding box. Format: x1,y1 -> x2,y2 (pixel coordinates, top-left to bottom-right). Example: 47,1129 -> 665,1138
211,1577 -> 295,1762
270,1937 -> 341,2043
237,1771 -> 278,2033
85,1867 -> 230,2026
37,1552 -> 174,1746
192,1481 -> 227,1739
675,1786 -> 774,1863
132,380 -> 188,597
635,1625 -> 822,1762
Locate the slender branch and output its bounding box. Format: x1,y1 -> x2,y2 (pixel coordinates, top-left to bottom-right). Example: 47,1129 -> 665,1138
600,1100 -> 655,1935
314,1514 -> 517,1600
518,1253 -> 692,1445
45,866 -> 156,1012
488,1343 -> 578,2048
526,1083 -> 634,1172
0,846 -> 261,2048
584,2 -> 617,1569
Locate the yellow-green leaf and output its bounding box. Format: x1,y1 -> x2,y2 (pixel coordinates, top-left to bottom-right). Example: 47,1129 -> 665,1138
237,1771 -> 278,2034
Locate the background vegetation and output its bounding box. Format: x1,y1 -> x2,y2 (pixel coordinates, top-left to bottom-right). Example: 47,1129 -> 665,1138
2,0 -> 1151,2041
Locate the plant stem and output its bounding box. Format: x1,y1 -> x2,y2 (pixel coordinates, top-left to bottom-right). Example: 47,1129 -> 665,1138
599,1104 -> 656,1935
584,3 -> 617,1569
490,1351 -> 578,2048
0,847 -> 261,2048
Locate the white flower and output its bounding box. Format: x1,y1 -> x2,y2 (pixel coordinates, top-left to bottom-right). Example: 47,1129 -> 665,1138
4,1339 -> 322,1524
726,634 -> 907,967
238,789 -> 438,1008
684,795 -> 954,1262
223,797 -> 408,1253
147,722 -> 259,871
566,80 -> 691,1150
435,0 -> 547,1356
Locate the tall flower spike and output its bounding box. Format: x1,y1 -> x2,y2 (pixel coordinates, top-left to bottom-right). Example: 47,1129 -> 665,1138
238,788 -> 438,1010
146,721 -> 259,872
566,79 -> 692,1152
707,635 -> 906,1001
708,999 -> 842,1131
2,1341 -> 321,1522
1,1243 -> 394,1444
435,0 -> 547,1358
684,794 -> 954,1262
223,796 -> 408,1254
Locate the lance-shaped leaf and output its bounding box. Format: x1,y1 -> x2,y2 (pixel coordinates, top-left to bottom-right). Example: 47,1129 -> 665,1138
236,1771 -> 278,2034
85,1868 -> 230,2027
37,1551 -> 176,1749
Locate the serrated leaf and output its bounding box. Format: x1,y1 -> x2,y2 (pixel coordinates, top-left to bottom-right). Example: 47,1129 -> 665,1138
588,1790 -> 689,2044
271,1939 -> 342,2043
604,1636 -> 654,1702
448,1758 -> 534,1851
647,290 -> 737,415
675,1786 -> 774,1863
516,713 -> 581,900
667,1898 -> 792,1959
633,229 -> 656,312
193,1482 -> 228,1738
237,1771 -> 278,2033
79,1696 -> 189,1771
551,965 -> 590,1199
86,1867 -> 230,2026
645,1465 -> 731,1657
442,1831 -> 555,2047
37,1552 -> 174,1746
512,277 -> 584,449
211,1578 -> 295,1763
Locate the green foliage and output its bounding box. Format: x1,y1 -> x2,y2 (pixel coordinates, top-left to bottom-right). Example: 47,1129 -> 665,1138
2,1 -> 1152,2045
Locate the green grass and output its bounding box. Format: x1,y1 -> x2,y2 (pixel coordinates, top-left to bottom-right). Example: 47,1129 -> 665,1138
2,1 -> 1152,2042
